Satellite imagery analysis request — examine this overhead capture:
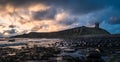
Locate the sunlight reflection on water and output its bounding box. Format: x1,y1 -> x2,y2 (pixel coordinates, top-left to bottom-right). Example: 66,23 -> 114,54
0,38 -> 63,48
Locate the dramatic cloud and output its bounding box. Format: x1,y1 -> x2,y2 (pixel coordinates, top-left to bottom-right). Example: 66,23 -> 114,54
33,8 -> 57,20
0,0 -> 120,37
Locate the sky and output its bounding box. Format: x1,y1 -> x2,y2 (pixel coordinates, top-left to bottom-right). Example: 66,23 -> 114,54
0,0 -> 120,37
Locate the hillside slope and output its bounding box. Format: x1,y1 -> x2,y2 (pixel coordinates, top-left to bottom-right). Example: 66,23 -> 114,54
12,26 -> 110,38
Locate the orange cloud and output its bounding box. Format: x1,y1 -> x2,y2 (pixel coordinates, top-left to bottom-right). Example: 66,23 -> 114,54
28,3 -> 50,12
0,3 -> 70,36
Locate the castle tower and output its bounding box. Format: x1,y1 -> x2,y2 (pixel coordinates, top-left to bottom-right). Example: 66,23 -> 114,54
95,23 -> 99,28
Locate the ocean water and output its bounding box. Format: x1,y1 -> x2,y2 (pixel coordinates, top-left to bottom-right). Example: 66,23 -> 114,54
0,38 -> 120,62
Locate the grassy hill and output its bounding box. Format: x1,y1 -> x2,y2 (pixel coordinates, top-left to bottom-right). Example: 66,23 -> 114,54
12,26 -> 110,38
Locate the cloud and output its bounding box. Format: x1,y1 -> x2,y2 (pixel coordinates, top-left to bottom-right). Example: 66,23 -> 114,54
100,21 -> 120,34
109,16 -> 120,24
0,0 -> 120,36
0,0 -> 115,14
33,8 -> 56,20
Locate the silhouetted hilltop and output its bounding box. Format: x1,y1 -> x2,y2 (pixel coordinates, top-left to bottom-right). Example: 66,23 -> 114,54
12,26 -> 110,38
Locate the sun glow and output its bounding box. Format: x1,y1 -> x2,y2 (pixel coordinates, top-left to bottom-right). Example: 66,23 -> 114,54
0,3 -> 71,36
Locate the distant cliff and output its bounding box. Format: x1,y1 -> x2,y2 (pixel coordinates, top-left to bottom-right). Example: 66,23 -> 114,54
12,26 -> 110,38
